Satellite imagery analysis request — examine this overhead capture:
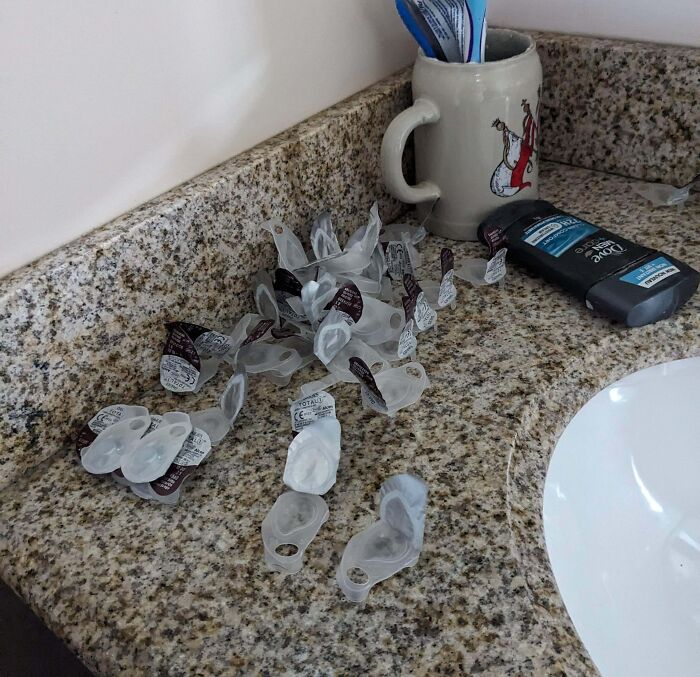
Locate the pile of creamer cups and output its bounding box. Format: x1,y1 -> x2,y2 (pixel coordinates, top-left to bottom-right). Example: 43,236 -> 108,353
252,204 -> 446,600
77,202 -> 507,600
78,371 -> 248,504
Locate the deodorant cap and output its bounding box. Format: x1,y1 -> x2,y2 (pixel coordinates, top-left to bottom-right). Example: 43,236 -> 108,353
586,254 -> 700,327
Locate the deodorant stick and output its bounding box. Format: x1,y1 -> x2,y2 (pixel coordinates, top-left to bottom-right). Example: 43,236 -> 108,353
478,200 -> 699,327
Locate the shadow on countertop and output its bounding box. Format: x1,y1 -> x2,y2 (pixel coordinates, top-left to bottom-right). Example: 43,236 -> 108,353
0,581 -> 93,677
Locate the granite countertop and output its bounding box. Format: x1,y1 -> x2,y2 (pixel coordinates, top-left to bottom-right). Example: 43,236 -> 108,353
1,161 -> 699,676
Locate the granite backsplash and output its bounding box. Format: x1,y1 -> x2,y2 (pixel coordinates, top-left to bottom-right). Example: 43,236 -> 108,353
535,31 -> 699,186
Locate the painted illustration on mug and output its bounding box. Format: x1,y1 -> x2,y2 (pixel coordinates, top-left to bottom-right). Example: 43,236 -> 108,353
490,88 -> 540,197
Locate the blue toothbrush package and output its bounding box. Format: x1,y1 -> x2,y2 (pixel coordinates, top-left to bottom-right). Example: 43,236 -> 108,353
464,0 -> 487,62
395,0 -> 488,63
395,0 -> 445,60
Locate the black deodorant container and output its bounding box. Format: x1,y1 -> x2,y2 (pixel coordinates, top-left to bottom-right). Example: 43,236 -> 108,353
478,200 -> 699,327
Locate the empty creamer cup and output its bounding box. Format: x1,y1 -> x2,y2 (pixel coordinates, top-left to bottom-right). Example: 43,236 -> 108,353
128,427 -> 213,505
110,413 -> 167,485
335,271 -> 383,297
314,313 -> 353,366
264,336 -> 316,386
371,340 -> 406,364
261,219 -> 309,272
302,341 -> 387,398
364,241 -> 389,282
77,404 -> 150,459
237,341 -> 303,377
310,211 -> 342,259
326,338 -> 389,385
419,278 -> 457,311
301,271 -> 337,327
350,358 -> 430,417
419,280 -> 442,309
455,248 -> 507,286
227,313 -> 275,356
374,363 -> 430,416
194,356 -> 222,393
379,473 -> 428,551
283,418 -> 342,496
313,282 -> 364,366
300,203 -> 381,276
190,369 -> 248,444
252,270 -> 280,325
261,491 -> 329,574
299,374 -> 343,399
81,411 -> 152,475
336,473 -> 427,602
379,223 -> 427,246
352,296 -> 405,346
120,412 -> 193,483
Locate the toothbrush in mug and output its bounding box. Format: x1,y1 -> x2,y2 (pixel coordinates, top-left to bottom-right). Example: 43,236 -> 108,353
395,0 -> 489,63
464,0 -> 488,62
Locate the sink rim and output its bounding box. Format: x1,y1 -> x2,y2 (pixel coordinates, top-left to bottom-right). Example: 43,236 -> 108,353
505,346 -> 700,675
541,355 -> 700,677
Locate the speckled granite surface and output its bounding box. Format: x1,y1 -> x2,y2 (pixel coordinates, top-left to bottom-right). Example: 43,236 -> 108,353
535,31 -> 700,186
4,31 -> 697,491
1,163 -> 698,676
0,70 -> 412,489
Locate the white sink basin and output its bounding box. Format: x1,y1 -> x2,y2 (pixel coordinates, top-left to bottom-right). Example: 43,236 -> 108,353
544,357 -> 700,677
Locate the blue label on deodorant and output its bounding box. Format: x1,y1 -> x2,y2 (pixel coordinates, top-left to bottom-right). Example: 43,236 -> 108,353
522,215 -> 598,258
620,256 -> 680,288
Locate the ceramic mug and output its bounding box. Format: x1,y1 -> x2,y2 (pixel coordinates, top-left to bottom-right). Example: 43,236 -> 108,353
381,29 -> 543,241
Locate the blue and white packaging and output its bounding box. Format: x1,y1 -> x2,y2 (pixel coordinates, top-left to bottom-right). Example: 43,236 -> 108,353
395,0 -> 488,63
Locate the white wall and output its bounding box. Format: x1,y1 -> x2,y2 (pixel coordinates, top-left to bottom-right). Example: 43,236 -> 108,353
0,0 -> 414,277
489,0 -> 700,48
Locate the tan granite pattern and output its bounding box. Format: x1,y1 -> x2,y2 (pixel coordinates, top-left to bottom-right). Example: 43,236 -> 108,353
0,70 -> 412,489
535,31 -> 700,186
4,31 -> 696,490
1,163 -> 698,675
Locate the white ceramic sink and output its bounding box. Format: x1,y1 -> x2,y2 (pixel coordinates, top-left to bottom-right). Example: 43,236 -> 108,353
544,357 -> 700,677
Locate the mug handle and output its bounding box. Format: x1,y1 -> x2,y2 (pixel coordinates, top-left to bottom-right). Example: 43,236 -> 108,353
381,98 -> 442,204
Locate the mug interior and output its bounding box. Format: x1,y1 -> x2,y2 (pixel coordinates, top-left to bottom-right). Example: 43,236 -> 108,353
484,30 -> 533,62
